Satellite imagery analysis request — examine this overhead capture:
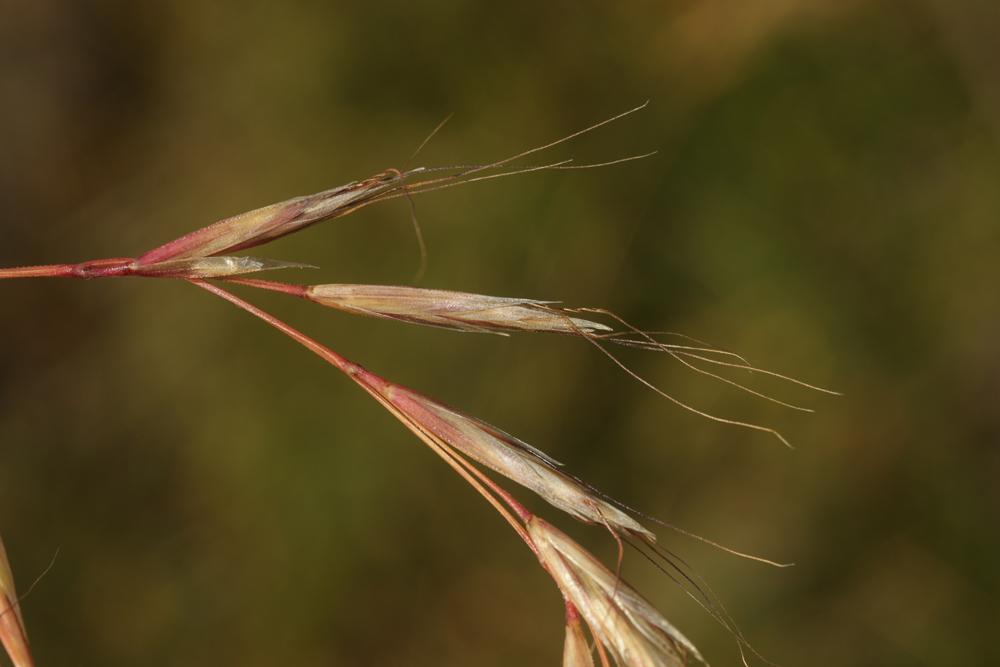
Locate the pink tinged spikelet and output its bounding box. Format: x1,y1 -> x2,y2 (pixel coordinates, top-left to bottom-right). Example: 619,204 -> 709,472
136,170 -> 405,265
528,518 -> 704,667
563,603 -> 596,667
0,537 -> 34,667
305,284 -> 612,335
347,369 -> 654,540
131,105 -> 654,267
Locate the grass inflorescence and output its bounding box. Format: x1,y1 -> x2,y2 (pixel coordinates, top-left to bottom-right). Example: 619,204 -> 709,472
0,105 -> 834,666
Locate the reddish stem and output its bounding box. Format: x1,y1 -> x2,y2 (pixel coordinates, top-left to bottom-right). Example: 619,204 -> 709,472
191,279 -> 539,548
469,469 -> 534,524
0,258 -> 135,280
0,264 -> 75,279
222,277 -> 310,298
190,280 -> 359,376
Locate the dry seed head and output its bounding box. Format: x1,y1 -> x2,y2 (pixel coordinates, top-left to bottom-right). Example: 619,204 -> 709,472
135,104 -> 653,266
528,517 -> 704,667
301,283 -> 830,449
136,171 -> 405,265
0,537 -> 33,667
364,379 -> 654,540
306,284 -> 611,335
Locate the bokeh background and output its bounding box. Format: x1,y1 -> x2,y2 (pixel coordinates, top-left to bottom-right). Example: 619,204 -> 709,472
1,1 -> 998,665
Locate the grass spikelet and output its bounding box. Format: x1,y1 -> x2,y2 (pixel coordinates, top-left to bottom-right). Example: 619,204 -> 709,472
303,284 -> 611,334
133,256 -> 316,279
135,103 -> 651,268
135,170 -> 407,265
367,378 -> 656,540
0,536 -> 34,667
528,517 -> 704,667
229,278 -> 835,448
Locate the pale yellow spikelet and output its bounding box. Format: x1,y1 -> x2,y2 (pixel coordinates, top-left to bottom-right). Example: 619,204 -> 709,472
0,536 -> 34,667
528,517 -> 704,667
306,284 -> 611,335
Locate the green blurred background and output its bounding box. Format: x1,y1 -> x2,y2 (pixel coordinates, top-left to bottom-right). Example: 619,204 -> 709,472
1,1 -> 998,665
